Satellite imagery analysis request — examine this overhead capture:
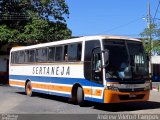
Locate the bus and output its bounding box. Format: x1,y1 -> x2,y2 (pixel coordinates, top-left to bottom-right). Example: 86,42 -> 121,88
9,35 -> 151,105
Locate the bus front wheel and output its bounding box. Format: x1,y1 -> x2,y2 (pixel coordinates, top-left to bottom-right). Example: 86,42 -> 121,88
25,81 -> 32,97
77,87 -> 84,106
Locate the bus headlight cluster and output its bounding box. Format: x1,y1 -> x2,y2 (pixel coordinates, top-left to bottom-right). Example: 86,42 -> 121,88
144,84 -> 151,90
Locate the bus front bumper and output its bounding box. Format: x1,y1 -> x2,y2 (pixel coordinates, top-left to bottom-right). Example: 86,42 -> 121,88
104,89 -> 150,103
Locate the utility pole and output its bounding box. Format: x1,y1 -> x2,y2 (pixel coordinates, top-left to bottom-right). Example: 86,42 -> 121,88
148,0 -> 152,77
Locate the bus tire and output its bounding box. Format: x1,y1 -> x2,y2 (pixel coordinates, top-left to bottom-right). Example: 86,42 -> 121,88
77,87 -> 84,106
25,81 -> 32,97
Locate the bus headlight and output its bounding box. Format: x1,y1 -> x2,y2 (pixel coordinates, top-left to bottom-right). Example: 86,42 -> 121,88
144,82 -> 151,90
144,84 -> 151,90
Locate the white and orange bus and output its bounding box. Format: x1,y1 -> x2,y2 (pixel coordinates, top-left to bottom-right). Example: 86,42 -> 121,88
9,35 -> 151,105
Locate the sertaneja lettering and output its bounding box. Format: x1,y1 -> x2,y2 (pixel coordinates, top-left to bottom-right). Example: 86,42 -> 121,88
39,67 -> 42,74
43,67 -> 46,74
46,67 -> 50,74
66,66 -> 70,75
36,67 -> 38,74
32,66 -> 70,76
32,67 -> 35,74
56,67 -> 59,75
51,67 -> 55,75
61,67 -> 64,75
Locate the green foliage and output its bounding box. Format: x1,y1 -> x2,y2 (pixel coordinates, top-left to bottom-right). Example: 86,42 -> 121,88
17,15 -> 72,44
140,24 -> 157,37
0,0 -> 30,28
140,23 -> 160,55
0,0 -> 72,44
0,25 -> 19,42
31,0 -> 69,22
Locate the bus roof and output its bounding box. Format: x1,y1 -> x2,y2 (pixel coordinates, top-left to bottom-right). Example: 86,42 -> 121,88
10,35 -> 141,52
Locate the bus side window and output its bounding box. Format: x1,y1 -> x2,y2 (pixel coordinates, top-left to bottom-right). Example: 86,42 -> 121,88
15,52 -> 19,64
35,49 -> 40,62
35,48 -> 48,62
67,43 -> 82,61
29,50 -> 35,62
41,48 -> 48,62
48,47 -> 55,62
55,46 -> 64,62
68,44 -> 77,61
77,43 -> 82,61
11,52 -> 15,64
64,45 -> 68,61
24,50 -> 29,63
19,51 -> 25,64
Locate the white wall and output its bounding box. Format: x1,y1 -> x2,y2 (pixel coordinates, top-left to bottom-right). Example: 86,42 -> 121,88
151,56 -> 160,64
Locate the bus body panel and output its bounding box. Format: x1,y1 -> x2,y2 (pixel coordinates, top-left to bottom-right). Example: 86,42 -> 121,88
9,62 -> 105,102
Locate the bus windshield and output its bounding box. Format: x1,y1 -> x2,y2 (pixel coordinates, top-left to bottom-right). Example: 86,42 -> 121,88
103,39 -> 149,81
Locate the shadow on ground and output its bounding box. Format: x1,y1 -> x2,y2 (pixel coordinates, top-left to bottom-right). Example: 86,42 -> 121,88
16,91 -> 160,112
93,101 -> 160,112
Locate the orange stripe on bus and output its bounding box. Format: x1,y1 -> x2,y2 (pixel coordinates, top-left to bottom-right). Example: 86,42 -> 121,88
9,80 -> 25,86
84,88 -> 102,97
32,83 -> 72,93
84,88 -> 92,95
107,82 -> 119,84
9,80 -> 72,93
49,84 -> 72,92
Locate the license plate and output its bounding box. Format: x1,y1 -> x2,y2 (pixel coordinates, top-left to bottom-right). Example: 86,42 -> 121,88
129,94 -> 137,98
126,84 -> 135,88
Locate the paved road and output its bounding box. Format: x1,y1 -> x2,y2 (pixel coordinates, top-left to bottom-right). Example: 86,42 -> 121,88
0,85 -> 160,114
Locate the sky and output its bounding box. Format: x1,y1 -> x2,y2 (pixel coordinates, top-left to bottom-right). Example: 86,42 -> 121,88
65,0 -> 159,38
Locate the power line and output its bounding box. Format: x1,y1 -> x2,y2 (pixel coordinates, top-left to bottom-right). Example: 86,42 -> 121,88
98,17 -> 143,35
107,34 -> 141,37
153,0 -> 160,23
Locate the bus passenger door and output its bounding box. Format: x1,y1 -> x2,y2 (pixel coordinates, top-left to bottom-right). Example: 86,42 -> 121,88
91,48 -> 103,100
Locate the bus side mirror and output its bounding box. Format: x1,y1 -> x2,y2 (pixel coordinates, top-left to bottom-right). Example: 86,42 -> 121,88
103,49 -> 109,64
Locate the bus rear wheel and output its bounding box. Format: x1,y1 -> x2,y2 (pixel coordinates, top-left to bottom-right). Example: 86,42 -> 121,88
25,81 -> 32,96
77,87 -> 84,106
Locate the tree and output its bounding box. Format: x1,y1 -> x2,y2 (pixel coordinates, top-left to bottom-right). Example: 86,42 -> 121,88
32,0 -> 69,22
0,25 -> 19,42
140,23 -> 160,55
0,0 -> 71,44
17,15 -> 71,44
